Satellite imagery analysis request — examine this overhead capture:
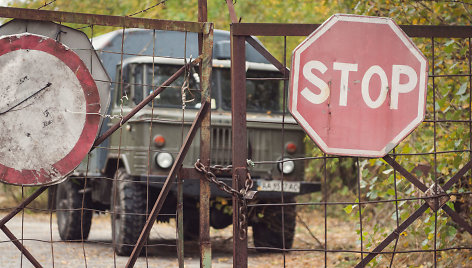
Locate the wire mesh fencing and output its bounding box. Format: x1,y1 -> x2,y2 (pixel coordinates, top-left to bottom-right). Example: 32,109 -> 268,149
0,4 -> 471,268
229,23 -> 472,267
0,5 -> 216,267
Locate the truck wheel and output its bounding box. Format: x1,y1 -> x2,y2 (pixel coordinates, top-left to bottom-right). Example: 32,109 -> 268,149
183,205 -> 199,241
56,177 -> 92,241
252,201 -> 296,251
111,168 -> 148,256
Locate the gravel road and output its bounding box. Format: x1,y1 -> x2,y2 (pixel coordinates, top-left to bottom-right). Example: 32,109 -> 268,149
0,212 -> 241,268
0,208 -> 347,267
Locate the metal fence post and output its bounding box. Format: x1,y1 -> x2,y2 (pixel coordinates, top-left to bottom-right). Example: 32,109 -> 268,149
198,1 -> 213,267
230,26 -> 248,268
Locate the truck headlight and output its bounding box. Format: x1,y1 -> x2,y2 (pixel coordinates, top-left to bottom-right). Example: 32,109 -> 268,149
278,158 -> 295,174
156,152 -> 173,169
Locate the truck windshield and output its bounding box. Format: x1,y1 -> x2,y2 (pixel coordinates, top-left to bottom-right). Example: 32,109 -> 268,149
126,63 -> 285,113
129,63 -> 201,108
217,68 -> 285,113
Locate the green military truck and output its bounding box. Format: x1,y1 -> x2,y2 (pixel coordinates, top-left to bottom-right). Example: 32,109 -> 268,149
54,29 -> 320,255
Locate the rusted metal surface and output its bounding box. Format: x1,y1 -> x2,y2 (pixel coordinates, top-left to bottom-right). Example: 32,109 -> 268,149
198,1 -> 213,266
288,14 -> 428,157
441,205 -> 472,235
176,171 -> 184,268
93,57 -> 202,147
423,183 -> 449,212
0,33 -> 100,185
231,23 -> 472,38
443,157 -> 472,190
225,0 -> 238,24
125,101 -> 210,268
230,30 -> 248,268
0,7 -> 206,33
232,23 -> 320,36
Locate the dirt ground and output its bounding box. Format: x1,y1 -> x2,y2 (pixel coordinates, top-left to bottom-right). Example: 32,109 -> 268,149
0,209 -> 469,267
0,209 -> 361,268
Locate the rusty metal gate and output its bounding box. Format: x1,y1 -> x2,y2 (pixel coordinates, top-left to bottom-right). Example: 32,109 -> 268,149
0,1 -> 471,268
0,4 -> 215,267
226,1 -> 472,267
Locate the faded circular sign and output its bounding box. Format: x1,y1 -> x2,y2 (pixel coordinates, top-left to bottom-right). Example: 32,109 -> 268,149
0,33 -> 100,185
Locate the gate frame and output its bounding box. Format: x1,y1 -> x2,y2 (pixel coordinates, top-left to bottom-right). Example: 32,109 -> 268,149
228,12 -> 472,268
0,6 -> 213,268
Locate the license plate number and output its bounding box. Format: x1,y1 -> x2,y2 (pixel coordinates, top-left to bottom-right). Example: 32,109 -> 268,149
258,180 -> 300,193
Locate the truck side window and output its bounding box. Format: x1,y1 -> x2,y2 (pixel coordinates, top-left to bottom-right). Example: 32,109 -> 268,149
246,70 -> 284,113
146,64 -> 200,108
115,67 -> 130,106
133,64 -> 144,104
219,68 -> 285,113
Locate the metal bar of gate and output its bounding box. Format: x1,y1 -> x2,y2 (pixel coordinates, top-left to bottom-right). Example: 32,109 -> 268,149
0,186 -> 49,267
1,225 -> 42,268
231,23 -> 472,38
225,0 -> 238,24
245,36 -> 289,77
126,101 -> 210,268
230,25 -> 248,268
355,203 -> 430,268
198,0 -> 213,266
0,7 -> 205,32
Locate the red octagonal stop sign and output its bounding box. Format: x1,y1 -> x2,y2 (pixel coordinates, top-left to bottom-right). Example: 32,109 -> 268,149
289,14 -> 428,157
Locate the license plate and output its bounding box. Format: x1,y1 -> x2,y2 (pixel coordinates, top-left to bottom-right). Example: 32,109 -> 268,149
258,180 -> 300,193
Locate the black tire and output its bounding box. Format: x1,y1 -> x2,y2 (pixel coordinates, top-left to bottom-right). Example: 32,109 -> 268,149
111,168 -> 148,256
252,201 -> 296,251
183,204 -> 199,241
56,177 -> 93,241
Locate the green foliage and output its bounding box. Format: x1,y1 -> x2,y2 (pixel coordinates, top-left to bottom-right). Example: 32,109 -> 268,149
1,184 -> 49,210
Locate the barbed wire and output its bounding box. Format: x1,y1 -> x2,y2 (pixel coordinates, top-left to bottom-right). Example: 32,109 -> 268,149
37,0 -> 56,10
128,0 -> 168,17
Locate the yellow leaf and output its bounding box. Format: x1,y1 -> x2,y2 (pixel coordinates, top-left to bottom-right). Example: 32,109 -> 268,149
428,233 -> 434,240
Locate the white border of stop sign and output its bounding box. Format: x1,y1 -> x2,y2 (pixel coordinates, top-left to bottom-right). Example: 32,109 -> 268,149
289,14 -> 428,157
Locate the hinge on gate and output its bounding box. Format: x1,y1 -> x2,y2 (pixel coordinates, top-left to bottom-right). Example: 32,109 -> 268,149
423,183 -> 450,212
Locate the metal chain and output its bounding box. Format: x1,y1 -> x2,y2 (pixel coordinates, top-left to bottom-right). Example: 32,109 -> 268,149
194,159 -> 256,240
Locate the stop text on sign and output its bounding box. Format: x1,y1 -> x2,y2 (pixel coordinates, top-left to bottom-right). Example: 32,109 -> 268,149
302,61 -> 417,109
288,14 -> 428,158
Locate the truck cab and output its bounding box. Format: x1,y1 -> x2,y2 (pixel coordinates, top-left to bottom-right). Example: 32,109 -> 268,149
55,29 -> 320,255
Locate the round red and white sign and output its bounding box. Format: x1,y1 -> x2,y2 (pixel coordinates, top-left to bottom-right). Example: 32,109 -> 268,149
0,34 -> 101,185
289,14 -> 428,157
